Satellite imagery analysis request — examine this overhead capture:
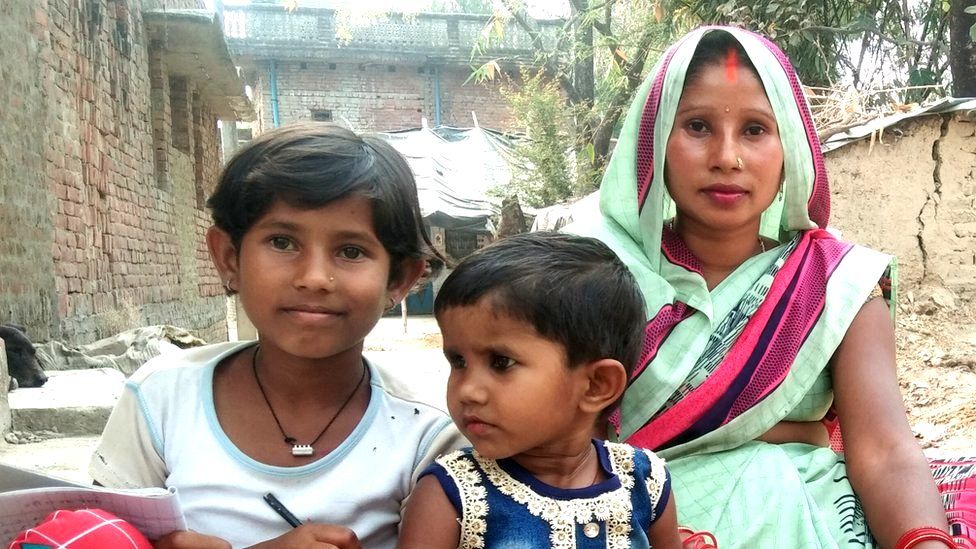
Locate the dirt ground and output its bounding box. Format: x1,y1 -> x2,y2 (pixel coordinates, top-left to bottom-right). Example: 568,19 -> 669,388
895,295 -> 976,453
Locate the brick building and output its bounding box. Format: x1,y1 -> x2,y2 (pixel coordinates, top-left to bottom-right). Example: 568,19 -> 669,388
223,5 -> 559,133
0,0 -> 251,344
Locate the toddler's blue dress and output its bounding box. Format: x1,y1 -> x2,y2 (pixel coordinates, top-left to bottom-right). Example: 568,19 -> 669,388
423,439 -> 671,548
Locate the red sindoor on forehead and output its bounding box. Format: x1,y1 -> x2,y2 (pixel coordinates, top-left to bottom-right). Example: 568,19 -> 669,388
725,49 -> 739,82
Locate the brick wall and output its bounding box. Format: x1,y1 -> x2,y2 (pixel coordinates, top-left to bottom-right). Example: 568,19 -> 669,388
437,65 -> 516,130
252,59 -> 517,133
0,2 -> 58,339
0,0 -> 228,345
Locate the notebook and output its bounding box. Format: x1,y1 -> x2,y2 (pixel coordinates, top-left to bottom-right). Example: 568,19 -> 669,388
0,463 -> 185,541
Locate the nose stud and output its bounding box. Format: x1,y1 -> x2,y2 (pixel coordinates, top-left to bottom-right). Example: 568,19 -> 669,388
329,276 -> 335,282
736,156 -> 744,169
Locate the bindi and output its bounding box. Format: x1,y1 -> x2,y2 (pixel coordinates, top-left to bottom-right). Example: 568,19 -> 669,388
724,49 -> 739,83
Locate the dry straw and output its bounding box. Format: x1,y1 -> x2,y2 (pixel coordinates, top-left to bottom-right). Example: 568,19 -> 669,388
805,84 -> 947,143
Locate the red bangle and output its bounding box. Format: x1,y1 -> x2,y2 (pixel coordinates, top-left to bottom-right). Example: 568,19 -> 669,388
894,526 -> 956,549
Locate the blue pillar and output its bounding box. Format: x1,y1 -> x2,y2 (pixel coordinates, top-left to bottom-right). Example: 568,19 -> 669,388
270,60 -> 280,128
433,66 -> 442,127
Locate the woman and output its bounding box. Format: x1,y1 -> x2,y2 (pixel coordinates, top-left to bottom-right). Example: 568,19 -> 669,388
571,26 -> 974,548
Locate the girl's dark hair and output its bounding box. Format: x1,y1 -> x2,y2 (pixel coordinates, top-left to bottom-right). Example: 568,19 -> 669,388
434,232 -> 646,415
685,30 -> 761,86
207,122 -> 443,284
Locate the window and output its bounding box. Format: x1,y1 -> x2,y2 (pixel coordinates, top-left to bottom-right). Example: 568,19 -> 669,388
169,76 -> 191,153
311,109 -> 333,122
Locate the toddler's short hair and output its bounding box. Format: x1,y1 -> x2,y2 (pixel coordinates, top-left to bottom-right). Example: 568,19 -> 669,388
434,232 -> 646,377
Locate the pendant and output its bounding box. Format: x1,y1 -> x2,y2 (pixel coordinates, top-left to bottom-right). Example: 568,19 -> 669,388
291,444 -> 314,457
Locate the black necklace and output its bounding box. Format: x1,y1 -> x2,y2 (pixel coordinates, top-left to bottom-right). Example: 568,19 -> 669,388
251,346 -> 367,457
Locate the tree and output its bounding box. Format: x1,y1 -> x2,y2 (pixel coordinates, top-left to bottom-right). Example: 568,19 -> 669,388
498,70 -> 578,207
673,0 -> 951,102
949,0 -> 976,96
477,1 -> 960,207
476,1 -> 683,205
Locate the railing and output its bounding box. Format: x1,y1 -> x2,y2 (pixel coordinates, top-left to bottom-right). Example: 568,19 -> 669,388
223,5 -> 560,58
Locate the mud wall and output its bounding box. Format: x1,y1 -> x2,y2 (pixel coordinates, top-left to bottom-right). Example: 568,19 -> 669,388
826,112 -> 976,303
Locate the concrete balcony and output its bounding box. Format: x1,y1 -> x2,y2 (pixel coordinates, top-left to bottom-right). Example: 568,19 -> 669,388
223,5 -> 561,64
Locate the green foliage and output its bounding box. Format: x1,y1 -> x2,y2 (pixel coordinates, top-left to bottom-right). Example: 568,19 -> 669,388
475,0 -> 956,206
494,71 -> 578,208
672,0 -> 951,102
474,1 -> 684,205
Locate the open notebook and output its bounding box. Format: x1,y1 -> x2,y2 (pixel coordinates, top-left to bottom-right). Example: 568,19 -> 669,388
0,463 -> 185,541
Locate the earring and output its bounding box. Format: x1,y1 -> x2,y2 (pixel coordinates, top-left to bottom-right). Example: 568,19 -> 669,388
386,297 -> 396,310
779,177 -> 785,200
223,280 -> 234,293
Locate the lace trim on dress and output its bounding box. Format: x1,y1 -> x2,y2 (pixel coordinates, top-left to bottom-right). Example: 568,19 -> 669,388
439,441 -> 663,549
438,450 -> 489,549
641,448 -> 668,521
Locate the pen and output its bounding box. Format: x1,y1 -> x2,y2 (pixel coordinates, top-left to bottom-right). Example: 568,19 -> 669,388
263,492 -> 303,528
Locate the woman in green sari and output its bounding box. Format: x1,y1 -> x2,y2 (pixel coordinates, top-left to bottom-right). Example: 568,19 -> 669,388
571,26 -> 970,548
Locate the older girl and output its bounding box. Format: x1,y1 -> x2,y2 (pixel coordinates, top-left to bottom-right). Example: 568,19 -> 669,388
92,123 -> 464,548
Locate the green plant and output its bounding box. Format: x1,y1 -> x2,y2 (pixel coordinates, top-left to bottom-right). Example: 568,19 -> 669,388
494,70 -> 578,207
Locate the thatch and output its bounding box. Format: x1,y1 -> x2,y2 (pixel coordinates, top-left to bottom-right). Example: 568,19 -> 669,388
806,85 -> 948,143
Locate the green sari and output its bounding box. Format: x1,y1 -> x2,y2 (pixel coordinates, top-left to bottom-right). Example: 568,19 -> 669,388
570,26 -> 893,547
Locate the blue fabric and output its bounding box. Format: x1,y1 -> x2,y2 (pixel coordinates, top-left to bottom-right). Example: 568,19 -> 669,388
423,440 -> 670,548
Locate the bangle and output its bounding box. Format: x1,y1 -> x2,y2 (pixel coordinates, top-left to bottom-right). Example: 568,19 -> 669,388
894,526 -> 956,549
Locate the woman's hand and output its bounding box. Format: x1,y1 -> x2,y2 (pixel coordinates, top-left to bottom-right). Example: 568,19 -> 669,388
246,524 -> 362,549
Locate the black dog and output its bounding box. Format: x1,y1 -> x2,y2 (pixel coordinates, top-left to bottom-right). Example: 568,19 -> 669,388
0,323 -> 48,390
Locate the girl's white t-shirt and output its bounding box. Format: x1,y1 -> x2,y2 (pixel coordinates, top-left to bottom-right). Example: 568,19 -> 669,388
90,341 -> 463,549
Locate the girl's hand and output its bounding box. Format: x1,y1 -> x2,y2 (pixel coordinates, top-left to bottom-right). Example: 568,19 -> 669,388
247,524 -> 362,549
153,531 -> 231,549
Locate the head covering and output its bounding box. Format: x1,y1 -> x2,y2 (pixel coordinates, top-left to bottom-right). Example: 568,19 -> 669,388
569,26 -> 894,453
601,25 -> 828,250
8,509 -> 153,549
583,26 -> 842,316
